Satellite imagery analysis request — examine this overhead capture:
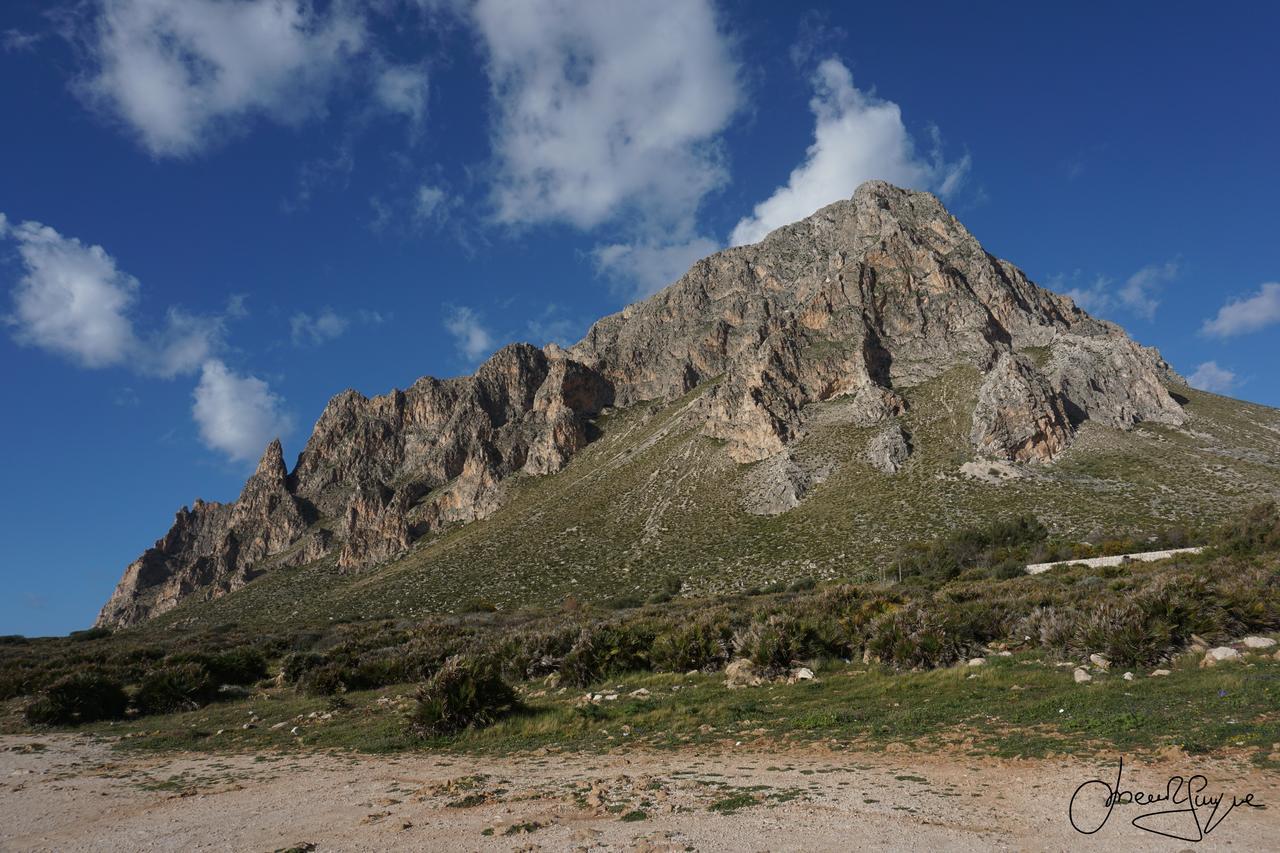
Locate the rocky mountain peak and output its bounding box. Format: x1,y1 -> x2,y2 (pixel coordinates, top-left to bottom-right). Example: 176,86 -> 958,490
97,181 -> 1190,627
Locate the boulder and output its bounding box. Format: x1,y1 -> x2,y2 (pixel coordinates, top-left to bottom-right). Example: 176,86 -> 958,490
724,658 -> 763,689
1200,647 -> 1242,667
787,667 -> 816,684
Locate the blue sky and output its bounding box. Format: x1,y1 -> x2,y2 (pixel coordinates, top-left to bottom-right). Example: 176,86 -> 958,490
1,1 -> 1277,636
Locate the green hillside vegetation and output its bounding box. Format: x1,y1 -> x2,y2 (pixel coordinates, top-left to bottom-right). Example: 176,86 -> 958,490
3,503 -> 1279,765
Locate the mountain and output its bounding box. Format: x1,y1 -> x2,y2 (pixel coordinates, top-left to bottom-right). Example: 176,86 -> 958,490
96,181 -> 1280,629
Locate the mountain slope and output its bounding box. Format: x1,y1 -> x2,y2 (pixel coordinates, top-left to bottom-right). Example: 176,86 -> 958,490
97,181 -> 1280,629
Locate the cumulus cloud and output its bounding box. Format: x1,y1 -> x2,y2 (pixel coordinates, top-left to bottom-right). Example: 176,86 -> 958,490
730,58 -> 970,247
1188,361 -> 1237,395
1062,261 -> 1178,321
290,308 -> 349,346
80,0 -> 366,157
1201,282 -> 1280,338
472,0 -> 741,233
443,305 -> 494,363
2,215 -> 225,375
192,359 -> 293,462
4,218 -> 140,368
593,237 -> 720,299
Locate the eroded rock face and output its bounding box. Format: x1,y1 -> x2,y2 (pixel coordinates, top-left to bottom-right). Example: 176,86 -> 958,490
866,423 -> 913,474
971,353 -> 1075,462
99,181 -> 1187,626
97,346 -> 612,626
96,440 -> 309,627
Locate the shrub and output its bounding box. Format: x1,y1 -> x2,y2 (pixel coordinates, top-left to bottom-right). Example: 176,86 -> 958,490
208,647 -> 269,685
864,606 -> 966,669
1012,606 -> 1076,649
281,651 -> 325,684
647,574 -> 684,604
410,655 -> 519,736
299,663 -> 348,696
732,614 -> 809,672
559,624 -> 652,686
651,616 -> 731,672
1071,602 -> 1171,668
134,663 -> 218,715
68,627 -> 112,643
24,672 -> 127,726
787,577 -> 817,593
1215,501 -> 1280,555
169,648 -> 268,686
0,665 -> 39,701
605,593 -> 645,610
892,515 -> 1048,582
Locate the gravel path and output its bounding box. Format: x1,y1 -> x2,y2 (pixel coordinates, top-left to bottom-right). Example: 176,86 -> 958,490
1025,547 -> 1204,575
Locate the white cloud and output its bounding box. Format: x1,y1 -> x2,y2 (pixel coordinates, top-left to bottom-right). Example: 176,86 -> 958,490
1188,361 -> 1237,395
729,58 -> 969,247
524,304 -> 582,347
5,218 -> 141,368
376,63 -> 429,130
472,0 -> 741,233
2,215 -> 224,375
192,359 -> 293,462
593,236 -> 720,299
413,183 -> 457,226
3,28 -> 43,52
1117,262 -> 1177,320
142,307 -> 226,378
1201,282 -> 1280,338
443,305 -> 494,363
290,308 -> 349,346
81,0 -> 365,157
1061,261 -> 1178,321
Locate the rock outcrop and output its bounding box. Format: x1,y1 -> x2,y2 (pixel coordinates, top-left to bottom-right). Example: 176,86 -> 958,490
97,345 -> 613,626
866,424 -> 912,474
970,353 -> 1074,462
98,181 -> 1188,627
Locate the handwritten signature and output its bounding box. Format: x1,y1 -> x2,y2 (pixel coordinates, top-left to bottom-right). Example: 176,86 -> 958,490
1069,756 -> 1263,841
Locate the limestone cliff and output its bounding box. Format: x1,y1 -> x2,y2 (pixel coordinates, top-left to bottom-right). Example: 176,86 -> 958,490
97,181 -> 1187,627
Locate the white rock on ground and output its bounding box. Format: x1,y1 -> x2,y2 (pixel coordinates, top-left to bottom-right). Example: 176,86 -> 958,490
1150,669 -> 1171,677
1073,668 -> 1092,683
1088,653 -> 1110,670
787,667 -> 816,684
968,658 -> 986,667
1201,647 -> 1242,667
1243,636 -> 1277,650
1122,672 -> 1134,681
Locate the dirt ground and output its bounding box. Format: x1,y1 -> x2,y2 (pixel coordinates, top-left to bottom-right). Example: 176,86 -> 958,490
1,734 -> 1276,851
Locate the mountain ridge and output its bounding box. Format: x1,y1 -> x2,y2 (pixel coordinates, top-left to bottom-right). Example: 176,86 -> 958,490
97,181 -> 1202,628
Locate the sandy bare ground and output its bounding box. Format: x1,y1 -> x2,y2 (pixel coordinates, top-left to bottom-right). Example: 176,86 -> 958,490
1,735 -> 1276,851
